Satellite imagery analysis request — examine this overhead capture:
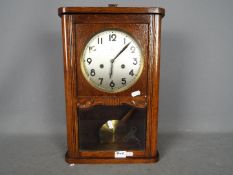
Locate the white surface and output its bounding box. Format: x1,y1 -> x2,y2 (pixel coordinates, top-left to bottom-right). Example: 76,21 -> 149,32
81,29 -> 143,93
131,90 -> 141,97
114,151 -> 134,158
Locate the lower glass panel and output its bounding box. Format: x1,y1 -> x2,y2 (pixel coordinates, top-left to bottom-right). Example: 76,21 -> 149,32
78,105 -> 147,151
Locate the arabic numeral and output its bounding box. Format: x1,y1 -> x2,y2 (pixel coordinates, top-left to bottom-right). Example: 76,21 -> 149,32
98,37 -> 103,44
133,58 -> 137,65
130,46 -> 135,53
87,58 -> 92,64
99,78 -> 103,85
121,78 -> 126,85
88,46 -> 96,52
110,81 -> 115,88
109,34 -> 117,41
129,69 -> 134,76
90,69 -> 95,76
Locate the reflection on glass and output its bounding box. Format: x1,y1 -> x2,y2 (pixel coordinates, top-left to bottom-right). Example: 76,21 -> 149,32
78,105 -> 147,151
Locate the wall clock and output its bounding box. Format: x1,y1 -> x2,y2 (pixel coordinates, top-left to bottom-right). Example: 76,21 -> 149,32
58,5 -> 165,164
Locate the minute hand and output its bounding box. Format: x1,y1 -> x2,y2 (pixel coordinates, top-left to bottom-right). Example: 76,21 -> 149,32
111,42 -> 131,63
109,42 -> 131,78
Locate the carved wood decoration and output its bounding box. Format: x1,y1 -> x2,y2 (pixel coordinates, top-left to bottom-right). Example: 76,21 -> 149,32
58,6 -> 165,164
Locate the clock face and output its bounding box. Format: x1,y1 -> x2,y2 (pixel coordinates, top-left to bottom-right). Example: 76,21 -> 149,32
81,29 -> 143,93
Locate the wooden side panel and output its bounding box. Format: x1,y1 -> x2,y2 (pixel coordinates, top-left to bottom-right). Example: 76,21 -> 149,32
61,15 -> 79,158
147,14 -> 163,157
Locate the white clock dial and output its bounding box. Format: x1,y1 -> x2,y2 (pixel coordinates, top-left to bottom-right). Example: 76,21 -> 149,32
81,29 -> 143,93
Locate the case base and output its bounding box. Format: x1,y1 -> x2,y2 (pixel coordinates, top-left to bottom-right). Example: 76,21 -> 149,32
65,151 -> 159,164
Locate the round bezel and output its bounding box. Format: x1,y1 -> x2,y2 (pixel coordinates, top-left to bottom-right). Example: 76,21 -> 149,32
80,29 -> 144,93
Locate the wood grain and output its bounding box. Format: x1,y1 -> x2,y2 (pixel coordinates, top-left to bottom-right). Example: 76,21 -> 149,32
58,7 -> 165,17
77,96 -> 147,109
59,6 -> 165,164
65,151 -> 159,164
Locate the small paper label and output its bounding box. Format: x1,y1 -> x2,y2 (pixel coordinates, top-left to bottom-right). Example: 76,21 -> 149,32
115,151 -> 126,158
115,151 -> 134,158
131,90 -> 141,97
126,152 -> 133,156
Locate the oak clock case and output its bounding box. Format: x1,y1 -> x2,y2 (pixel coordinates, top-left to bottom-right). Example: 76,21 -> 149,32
58,7 -> 165,164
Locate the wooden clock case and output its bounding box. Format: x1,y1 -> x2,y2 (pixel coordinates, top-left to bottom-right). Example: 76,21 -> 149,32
58,6 -> 165,164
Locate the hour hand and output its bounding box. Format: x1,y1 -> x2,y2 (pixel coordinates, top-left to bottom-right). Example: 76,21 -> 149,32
109,59 -> 114,78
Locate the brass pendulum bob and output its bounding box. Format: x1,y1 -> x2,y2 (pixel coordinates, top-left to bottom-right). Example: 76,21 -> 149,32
99,109 -> 135,144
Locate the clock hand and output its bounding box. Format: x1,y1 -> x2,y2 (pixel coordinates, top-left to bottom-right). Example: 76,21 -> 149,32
109,41 -> 131,78
112,41 -> 131,63
109,62 -> 114,78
